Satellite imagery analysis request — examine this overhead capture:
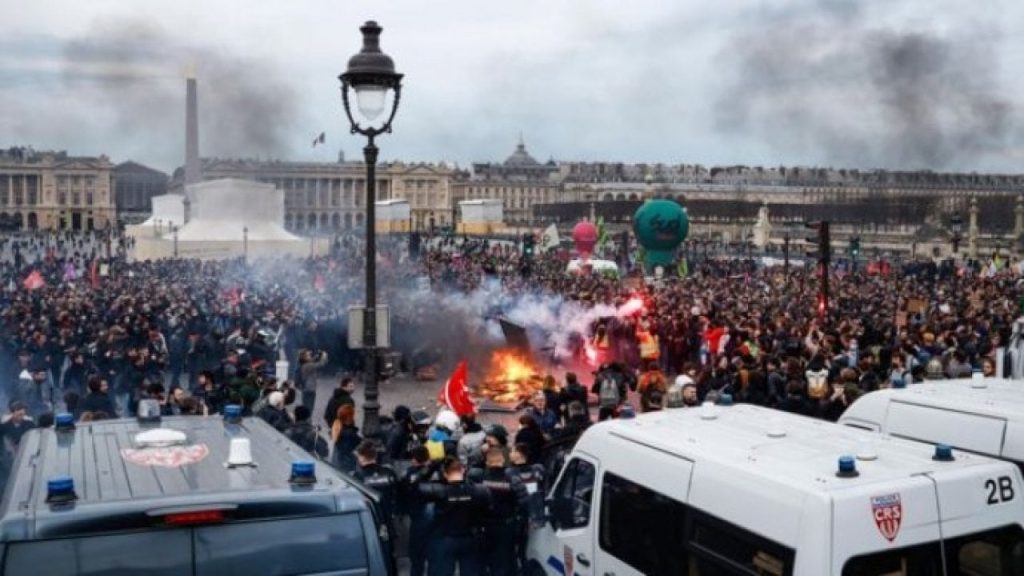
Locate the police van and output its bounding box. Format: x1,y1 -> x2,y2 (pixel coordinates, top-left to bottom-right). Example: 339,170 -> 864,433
0,408 -> 393,575
528,403 -> 1024,575
839,377 -> 1024,471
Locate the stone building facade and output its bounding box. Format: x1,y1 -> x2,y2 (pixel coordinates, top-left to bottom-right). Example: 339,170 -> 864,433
169,157 -> 455,234
0,147 -> 115,231
113,161 -> 168,224
451,138 -> 561,224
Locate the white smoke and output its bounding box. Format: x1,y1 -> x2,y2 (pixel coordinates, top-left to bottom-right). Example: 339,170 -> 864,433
399,277 -> 637,360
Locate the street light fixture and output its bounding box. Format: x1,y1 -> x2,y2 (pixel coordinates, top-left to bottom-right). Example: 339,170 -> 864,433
339,20 -> 403,438
950,213 -> 963,255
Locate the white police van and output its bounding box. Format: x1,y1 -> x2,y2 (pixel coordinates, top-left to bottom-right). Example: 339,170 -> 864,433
0,407 -> 393,575
528,403 -> 1024,575
840,377 -> 1024,471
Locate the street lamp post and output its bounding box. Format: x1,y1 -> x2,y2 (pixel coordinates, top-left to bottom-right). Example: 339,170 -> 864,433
783,231 -> 790,277
339,20 -> 403,438
950,213 -> 963,256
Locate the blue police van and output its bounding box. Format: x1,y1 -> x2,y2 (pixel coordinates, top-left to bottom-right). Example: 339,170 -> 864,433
0,409 -> 393,575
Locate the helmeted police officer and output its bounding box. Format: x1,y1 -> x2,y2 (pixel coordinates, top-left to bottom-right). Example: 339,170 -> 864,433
401,445 -> 436,576
472,447 -> 521,576
353,440 -> 400,540
414,456 -> 492,576
508,442 -> 547,571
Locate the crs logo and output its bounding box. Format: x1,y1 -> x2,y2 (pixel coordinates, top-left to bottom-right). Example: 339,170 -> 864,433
870,493 -> 903,542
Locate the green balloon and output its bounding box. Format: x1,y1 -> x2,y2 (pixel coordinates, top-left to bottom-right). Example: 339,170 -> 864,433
633,200 -> 688,250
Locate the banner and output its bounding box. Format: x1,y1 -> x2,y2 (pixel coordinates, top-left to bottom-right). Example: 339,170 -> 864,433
437,360 -> 476,416
23,270 -> 45,291
540,224 -> 560,253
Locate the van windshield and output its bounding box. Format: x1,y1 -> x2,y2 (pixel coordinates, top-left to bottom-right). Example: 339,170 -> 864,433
843,525 -> 1024,576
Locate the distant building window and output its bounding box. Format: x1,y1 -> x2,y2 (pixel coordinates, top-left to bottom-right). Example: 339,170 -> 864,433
86,192 -> 94,206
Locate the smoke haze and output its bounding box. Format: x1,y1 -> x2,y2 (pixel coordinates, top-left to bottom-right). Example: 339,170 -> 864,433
61,18 -> 300,164
715,0 -> 1017,170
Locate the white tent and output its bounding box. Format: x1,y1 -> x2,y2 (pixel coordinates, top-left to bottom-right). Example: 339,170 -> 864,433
567,258 -> 619,276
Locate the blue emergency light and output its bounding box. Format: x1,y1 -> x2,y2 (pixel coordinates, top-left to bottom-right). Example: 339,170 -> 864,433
932,444 -> 955,462
223,404 -> 242,422
46,475 -> 78,504
836,455 -> 859,478
289,461 -> 317,485
55,413 -> 75,432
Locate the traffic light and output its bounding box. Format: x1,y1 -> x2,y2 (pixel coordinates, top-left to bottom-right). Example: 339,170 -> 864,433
805,221 -> 831,320
804,221 -> 831,263
523,234 -> 535,257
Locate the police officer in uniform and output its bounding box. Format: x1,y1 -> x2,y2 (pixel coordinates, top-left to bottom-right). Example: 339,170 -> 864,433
413,456 -> 492,576
508,442 -> 547,572
353,441 -> 400,543
401,445 -> 436,576
472,447 -> 521,576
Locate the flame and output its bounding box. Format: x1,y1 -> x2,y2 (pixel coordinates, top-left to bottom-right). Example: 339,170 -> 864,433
584,343 -> 598,366
476,349 -> 545,405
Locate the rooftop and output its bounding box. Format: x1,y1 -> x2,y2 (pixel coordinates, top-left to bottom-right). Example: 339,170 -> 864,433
850,378 -> 1024,421
585,403 -> 1001,494
3,416 -> 357,535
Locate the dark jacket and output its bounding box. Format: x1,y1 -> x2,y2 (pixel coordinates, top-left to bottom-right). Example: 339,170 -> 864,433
324,389 -> 355,428
77,391 -> 118,419
286,421 -> 329,458
331,424 -> 361,473
257,405 -> 291,433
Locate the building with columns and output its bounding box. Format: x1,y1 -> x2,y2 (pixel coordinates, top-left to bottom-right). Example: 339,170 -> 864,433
451,138 -> 561,225
113,161 -> 168,224
169,157 -> 456,235
0,147 -> 115,231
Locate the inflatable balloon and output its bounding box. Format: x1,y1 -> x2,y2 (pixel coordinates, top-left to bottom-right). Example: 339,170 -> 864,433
633,200 -> 688,273
572,221 -> 598,258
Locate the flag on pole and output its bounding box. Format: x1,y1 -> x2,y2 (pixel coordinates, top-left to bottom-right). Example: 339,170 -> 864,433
223,287 -> 242,307
677,257 -> 689,278
23,270 -> 45,291
436,360 -> 475,416
540,223 -> 560,253
312,132 -> 326,147
89,259 -> 100,289
596,216 -> 608,252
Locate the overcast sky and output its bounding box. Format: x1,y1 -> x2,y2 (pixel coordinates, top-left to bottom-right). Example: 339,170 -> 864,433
2,0 -> 1023,174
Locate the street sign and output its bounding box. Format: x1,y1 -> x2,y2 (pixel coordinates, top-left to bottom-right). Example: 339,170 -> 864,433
347,305 -> 390,349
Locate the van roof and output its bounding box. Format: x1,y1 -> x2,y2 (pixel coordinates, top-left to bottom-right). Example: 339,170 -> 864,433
580,404 -> 1003,493
851,379 -> 1024,421
0,417 -> 364,539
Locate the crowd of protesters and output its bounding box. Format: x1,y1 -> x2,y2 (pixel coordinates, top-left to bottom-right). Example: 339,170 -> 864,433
0,226 -> 1023,574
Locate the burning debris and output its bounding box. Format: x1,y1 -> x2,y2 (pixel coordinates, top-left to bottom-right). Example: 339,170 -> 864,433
473,349 -> 546,407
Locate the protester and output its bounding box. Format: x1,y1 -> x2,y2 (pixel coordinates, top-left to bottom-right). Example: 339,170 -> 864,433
330,404 -> 361,473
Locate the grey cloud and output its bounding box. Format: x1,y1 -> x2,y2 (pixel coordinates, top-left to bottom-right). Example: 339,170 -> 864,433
714,0 -> 1017,170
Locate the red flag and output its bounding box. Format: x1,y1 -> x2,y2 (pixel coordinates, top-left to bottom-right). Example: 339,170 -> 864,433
89,259 -> 100,289
437,360 -> 475,416
313,273 -> 326,293
223,287 -> 242,307
23,270 -> 45,291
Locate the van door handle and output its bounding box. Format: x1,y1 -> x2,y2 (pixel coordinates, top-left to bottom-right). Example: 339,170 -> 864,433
576,553 -> 591,567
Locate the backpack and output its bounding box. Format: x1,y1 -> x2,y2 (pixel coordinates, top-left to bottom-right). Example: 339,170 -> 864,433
598,374 -> 621,408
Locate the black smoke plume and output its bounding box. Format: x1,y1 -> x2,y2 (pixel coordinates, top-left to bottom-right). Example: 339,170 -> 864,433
715,1 -> 1015,170
61,18 -> 299,165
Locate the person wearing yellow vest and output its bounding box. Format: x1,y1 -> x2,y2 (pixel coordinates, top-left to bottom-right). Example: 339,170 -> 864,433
637,322 -> 660,363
